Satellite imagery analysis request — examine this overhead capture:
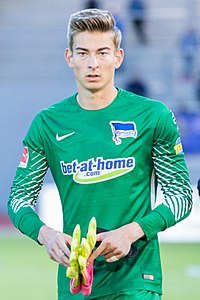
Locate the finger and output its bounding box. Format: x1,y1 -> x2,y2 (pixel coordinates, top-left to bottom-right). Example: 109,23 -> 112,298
54,233 -> 72,258
60,253 -> 70,267
106,255 -> 120,263
87,242 -> 107,265
104,250 -> 122,260
53,250 -> 70,267
96,233 -> 104,242
63,233 -> 72,245
49,245 -> 70,267
58,240 -> 71,258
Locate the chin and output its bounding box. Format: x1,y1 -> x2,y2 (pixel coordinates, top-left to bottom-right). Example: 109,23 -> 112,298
86,83 -> 102,92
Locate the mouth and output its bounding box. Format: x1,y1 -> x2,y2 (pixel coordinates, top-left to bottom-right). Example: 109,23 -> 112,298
86,74 -> 100,79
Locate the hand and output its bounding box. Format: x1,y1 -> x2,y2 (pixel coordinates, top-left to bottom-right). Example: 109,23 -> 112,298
87,222 -> 144,264
38,225 -> 72,267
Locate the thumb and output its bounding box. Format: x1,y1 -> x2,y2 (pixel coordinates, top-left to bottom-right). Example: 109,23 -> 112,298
87,235 -> 105,266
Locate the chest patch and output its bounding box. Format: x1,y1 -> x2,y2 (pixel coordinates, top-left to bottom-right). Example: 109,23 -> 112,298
110,121 -> 137,145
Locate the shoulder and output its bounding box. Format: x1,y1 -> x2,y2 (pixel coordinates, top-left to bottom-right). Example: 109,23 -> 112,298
39,94 -> 77,119
33,94 -> 76,122
119,88 -> 169,112
26,94 -> 77,134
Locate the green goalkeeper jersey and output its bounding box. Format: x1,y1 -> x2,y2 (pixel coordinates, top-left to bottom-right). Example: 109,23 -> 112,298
8,88 -> 192,299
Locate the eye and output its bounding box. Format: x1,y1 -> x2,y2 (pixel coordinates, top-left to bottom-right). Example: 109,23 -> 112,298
77,51 -> 87,57
99,51 -> 108,56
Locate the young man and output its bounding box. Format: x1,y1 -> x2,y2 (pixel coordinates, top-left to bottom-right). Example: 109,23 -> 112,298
8,9 -> 193,300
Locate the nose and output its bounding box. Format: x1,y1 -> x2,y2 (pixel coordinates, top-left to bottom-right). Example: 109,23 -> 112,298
88,54 -> 99,69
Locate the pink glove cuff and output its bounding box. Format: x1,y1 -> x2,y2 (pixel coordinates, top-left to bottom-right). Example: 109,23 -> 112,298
81,261 -> 94,296
70,279 -> 81,294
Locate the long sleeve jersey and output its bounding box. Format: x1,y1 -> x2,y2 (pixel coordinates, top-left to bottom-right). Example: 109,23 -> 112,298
8,88 -> 193,299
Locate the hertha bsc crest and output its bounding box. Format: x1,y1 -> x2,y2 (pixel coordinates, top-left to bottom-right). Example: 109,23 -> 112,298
110,121 -> 137,145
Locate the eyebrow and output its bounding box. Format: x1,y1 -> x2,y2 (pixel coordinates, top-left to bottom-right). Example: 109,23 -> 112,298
75,47 -> 111,52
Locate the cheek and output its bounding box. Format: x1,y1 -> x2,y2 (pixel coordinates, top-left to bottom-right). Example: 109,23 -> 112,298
105,57 -> 118,68
104,61 -> 117,73
73,60 -> 87,71
73,66 -> 85,81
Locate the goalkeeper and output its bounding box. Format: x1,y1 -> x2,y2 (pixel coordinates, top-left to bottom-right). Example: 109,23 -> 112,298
8,8 -> 193,300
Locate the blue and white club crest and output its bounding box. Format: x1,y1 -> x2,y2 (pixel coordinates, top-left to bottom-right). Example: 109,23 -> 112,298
110,121 -> 137,145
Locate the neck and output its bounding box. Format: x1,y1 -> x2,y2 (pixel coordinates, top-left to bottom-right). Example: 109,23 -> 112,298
76,87 -> 118,110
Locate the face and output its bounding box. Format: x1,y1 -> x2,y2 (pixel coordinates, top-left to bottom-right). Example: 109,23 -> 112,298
65,31 -> 124,93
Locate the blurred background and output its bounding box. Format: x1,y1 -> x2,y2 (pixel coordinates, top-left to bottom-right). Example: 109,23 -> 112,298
0,0 -> 200,299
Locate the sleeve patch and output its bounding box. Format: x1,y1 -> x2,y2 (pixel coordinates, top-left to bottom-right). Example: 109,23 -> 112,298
174,137 -> 183,155
19,147 -> 29,168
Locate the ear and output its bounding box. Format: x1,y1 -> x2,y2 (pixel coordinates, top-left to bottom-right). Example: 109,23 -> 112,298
115,48 -> 124,70
64,48 -> 74,68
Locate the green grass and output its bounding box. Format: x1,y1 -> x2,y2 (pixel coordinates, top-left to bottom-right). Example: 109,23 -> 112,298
0,235 -> 200,299
160,243 -> 200,300
0,234 -> 57,300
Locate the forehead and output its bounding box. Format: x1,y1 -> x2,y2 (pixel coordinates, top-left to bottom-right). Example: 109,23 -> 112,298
72,31 -> 115,51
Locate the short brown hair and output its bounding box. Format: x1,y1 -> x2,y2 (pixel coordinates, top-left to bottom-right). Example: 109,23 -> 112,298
67,9 -> 122,51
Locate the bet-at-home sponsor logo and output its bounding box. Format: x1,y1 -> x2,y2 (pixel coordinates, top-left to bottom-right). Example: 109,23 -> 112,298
60,156 -> 135,184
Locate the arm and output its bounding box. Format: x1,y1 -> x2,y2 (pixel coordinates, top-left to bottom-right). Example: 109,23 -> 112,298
7,144 -> 48,241
137,107 -> 193,241
8,151 -> 72,267
7,113 -> 50,241
7,113 -> 73,266
7,110 -> 54,242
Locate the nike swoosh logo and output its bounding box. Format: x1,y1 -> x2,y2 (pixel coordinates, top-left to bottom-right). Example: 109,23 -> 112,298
56,132 -> 75,141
